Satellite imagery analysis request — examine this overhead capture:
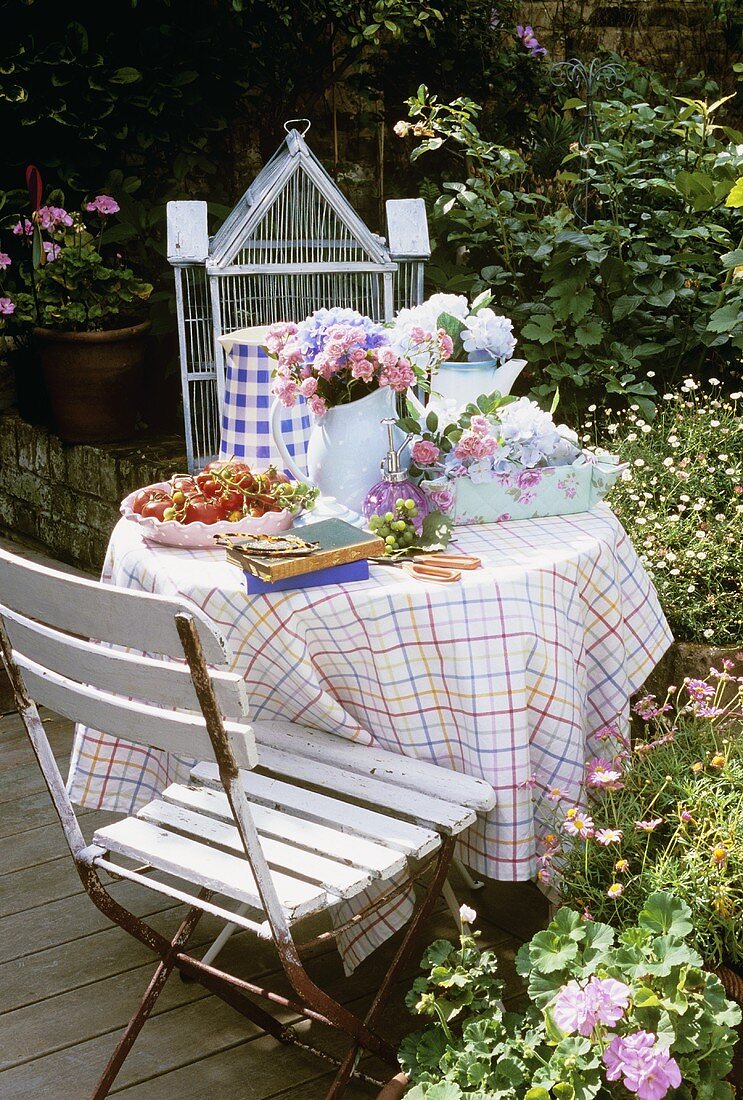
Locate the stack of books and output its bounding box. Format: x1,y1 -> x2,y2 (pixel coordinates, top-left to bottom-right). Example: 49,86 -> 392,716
221,518 -> 385,593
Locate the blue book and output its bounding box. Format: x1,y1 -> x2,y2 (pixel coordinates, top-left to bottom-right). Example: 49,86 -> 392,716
243,558 -> 370,593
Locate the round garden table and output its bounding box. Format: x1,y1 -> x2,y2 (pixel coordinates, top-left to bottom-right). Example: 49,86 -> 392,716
67,504 -> 671,967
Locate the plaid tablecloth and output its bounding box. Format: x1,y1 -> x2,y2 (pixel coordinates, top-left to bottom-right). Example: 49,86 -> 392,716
68,505 -> 671,968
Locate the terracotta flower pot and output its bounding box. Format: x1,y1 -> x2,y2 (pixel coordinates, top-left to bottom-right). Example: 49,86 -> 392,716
375,1072 -> 410,1099
35,320 -> 150,443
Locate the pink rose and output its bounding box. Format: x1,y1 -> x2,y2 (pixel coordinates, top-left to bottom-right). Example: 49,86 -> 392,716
308,395 -> 327,417
428,487 -> 455,514
411,440 -> 440,466
351,358 -> 376,383
470,414 -> 491,435
272,377 -> 299,408
437,329 -> 454,359
380,358 -> 416,392
299,377 -> 318,397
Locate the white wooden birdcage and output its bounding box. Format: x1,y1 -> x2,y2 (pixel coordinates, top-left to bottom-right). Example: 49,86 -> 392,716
167,121 -> 430,471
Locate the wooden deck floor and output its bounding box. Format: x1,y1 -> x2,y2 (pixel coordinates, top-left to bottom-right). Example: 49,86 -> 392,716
0,707 -> 549,1099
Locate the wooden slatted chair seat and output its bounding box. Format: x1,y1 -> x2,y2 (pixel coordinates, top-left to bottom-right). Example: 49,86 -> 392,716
0,546 -> 495,1099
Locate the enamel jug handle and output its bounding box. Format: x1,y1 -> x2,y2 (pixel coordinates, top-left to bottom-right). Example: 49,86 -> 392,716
270,398 -> 308,481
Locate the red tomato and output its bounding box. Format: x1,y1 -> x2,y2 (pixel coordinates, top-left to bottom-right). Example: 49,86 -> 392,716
171,475 -> 197,494
220,489 -> 244,513
204,460 -> 252,475
259,467 -> 290,486
141,496 -> 175,521
195,474 -> 220,499
183,495 -> 224,525
131,488 -> 164,514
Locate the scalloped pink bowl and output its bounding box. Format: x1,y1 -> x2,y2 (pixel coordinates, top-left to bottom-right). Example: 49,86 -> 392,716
120,482 -> 298,548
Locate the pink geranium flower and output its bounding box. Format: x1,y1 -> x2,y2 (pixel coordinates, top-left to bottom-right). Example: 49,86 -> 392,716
0,252 -> 11,270
0,297 -> 15,316
36,205 -> 73,231
43,241 -> 61,262
603,1031 -> 682,1100
12,218 -> 33,237
553,976 -> 631,1036
85,194 -> 120,216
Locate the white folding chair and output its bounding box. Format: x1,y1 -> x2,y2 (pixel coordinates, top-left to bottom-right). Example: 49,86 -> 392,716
0,547 -> 495,1097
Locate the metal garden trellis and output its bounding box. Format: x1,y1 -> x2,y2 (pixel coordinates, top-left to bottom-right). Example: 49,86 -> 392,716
167,120 -> 430,472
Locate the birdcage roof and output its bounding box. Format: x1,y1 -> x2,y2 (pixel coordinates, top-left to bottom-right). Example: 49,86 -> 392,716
208,128 -> 392,269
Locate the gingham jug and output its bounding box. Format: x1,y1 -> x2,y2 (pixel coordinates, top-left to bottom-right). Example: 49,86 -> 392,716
217,327 -> 311,473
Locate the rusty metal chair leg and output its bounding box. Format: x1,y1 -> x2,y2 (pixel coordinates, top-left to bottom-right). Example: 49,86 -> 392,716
325,836 -> 458,1100
90,902 -> 207,1099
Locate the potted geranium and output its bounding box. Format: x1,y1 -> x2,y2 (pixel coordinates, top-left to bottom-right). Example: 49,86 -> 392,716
393,894 -> 741,1098
1,191 -> 152,442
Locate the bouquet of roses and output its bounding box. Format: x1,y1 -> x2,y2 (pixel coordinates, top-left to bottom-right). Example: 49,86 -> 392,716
266,307 -> 451,416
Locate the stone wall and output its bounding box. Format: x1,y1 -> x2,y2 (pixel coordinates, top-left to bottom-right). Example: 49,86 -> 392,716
0,412 -> 186,571
520,1 -> 731,76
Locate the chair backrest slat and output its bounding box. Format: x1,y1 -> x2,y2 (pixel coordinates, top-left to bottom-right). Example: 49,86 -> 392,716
15,654 -> 256,769
0,548 -> 257,771
2,606 -> 245,720
0,550 -> 227,663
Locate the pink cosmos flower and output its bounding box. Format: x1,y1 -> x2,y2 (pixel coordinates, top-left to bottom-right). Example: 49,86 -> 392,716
0,252 -> 11,270
635,818 -> 663,833
553,976 -> 631,1037
603,1031 -> 682,1100
547,787 -> 564,802
85,194 -> 120,216
595,828 -> 623,846
36,205 -> 73,231
519,773 -> 537,790
0,297 -> 15,316
686,678 -> 714,703
411,440 -> 440,466
607,882 -> 624,898
12,218 -> 33,237
43,241 -> 61,262
536,866 -> 551,884
581,907 -> 594,921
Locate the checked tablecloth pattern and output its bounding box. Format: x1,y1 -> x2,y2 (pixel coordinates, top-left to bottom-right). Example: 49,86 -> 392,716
68,504 -> 671,969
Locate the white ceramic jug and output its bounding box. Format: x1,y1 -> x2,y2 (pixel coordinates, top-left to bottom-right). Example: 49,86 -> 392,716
271,386 -> 397,512
427,357 -> 527,415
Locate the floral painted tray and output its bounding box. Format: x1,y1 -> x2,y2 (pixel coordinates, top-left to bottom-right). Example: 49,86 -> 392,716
420,453 -> 625,525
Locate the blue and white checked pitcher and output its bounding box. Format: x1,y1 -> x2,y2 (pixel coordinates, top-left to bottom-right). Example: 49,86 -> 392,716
217,327 -> 311,474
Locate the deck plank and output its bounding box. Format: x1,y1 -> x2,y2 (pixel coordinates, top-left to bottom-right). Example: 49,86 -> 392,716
0,707 -> 537,1099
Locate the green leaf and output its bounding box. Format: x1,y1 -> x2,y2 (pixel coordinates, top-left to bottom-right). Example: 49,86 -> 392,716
725,177 -> 743,208
721,249 -> 743,269
707,302 -> 743,334
638,892 -> 693,939
575,320 -> 604,347
613,295 -> 643,321
522,314 -> 557,344
111,67 -> 142,84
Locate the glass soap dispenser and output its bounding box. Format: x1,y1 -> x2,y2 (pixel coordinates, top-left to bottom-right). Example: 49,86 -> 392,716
362,417 -> 429,532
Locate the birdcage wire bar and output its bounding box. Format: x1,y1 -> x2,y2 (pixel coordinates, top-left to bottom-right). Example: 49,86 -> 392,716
170,127 -> 429,471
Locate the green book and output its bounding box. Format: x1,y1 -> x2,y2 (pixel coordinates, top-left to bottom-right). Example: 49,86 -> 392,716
224,519 -> 384,581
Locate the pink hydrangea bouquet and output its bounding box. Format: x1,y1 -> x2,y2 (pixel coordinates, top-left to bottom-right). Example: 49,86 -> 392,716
265,307 -> 451,417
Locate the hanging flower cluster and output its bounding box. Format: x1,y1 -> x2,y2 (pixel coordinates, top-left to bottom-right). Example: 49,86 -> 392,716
265,307 -> 448,415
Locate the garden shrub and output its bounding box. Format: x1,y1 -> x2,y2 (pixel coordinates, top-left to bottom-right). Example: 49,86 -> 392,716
595,381 -> 742,647
399,74 -> 743,415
